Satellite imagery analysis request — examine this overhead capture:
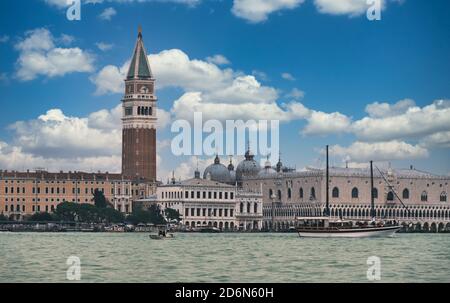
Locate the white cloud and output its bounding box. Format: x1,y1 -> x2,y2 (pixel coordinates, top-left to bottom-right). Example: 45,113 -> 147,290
96,42 -> 114,51
330,140 -> 429,163
15,28 -> 94,81
99,7 -> 117,20
90,61 -> 129,95
0,140 -> 122,173
286,87 -> 304,99
302,111 -> 352,136
150,49 -> 235,91
365,98 -> 415,118
171,91 -> 291,121
281,72 -> 295,81
352,99 -> 450,142
9,107 -> 122,158
1,103 -> 171,173
231,0 -> 305,23
420,131 -> 450,149
314,0 -> 386,16
44,0 -> 69,8
206,54 -> 231,65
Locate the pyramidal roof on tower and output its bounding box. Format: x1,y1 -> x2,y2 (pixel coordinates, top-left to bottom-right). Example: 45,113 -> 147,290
127,27 -> 153,80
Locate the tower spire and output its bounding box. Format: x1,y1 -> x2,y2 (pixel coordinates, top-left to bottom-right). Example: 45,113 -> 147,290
127,26 -> 153,80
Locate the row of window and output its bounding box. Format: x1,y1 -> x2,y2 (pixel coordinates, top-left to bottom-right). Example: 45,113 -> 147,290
3,204 -> 56,213
239,202 -> 259,214
271,186 -> 448,202
185,207 -> 234,218
124,106 -> 153,116
2,180 -> 111,184
162,191 -> 234,200
2,187 -> 131,196
271,188 -> 317,201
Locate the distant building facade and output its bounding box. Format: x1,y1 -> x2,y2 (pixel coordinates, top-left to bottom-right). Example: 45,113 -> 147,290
0,170 -> 138,220
241,164 -> 450,232
135,170 -> 263,231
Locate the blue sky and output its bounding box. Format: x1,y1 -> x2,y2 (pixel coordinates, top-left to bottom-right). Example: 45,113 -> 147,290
0,0 -> 449,179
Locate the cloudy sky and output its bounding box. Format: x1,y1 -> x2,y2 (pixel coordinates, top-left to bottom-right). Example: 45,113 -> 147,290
0,0 -> 449,180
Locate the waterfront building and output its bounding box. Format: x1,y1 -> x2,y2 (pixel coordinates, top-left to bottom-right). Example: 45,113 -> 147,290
0,170 -> 136,220
241,161 -> 450,232
135,169 -> 263,231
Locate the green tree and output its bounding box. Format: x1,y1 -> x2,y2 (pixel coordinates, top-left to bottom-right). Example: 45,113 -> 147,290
126,204 -> 166,225
148,204 -> 166,225
28,212 -> 56,222
93,189 -> 109,208
55,202 -> 79,221
99,207 -> 125,223
54,201 -> 124,223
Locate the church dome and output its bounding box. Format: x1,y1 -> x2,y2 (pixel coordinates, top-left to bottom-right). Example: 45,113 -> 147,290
236,149 -> 261,181
229,170 -> 236,184
258,158 -> 277,178
203,155 -> 232,184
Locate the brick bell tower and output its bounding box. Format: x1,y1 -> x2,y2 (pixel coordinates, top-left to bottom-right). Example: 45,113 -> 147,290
122,27 -> 157,181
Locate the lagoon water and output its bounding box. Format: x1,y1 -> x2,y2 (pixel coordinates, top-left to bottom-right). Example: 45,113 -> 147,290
0,232 -> 449,283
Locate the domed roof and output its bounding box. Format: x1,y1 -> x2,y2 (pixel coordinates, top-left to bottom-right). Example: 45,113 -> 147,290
236,149 -> 261,181
258,158 -> 277,177
203,155 -> 232,184
229,170 -> 236,184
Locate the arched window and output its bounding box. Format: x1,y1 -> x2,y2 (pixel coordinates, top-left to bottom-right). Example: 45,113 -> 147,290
310,187 -> 316,200
247,202 -> 251,213
441,192 -> 447,202
254,203 -> 258,213
277,190 -> 282,200
240,202 -> 244,213
351,187 -> 359,198
421,191 -> 428,202
287,188 -> 292,199
137,106 -> 141,115
299,188 -> 303,199
372,188 -> 378,199
149,107 -> 153,115
402,188 -> 409,199
387,191 -> 394,201
269,189 -> 273,198
332,187 -> 339,198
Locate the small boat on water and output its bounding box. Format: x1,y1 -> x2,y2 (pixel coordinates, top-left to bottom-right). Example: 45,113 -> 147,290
198,227 -> 221,233
296,217 -> 401,238
149,233 -> 175,240
297,146 -> 401,238
149,225 -> 175,240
